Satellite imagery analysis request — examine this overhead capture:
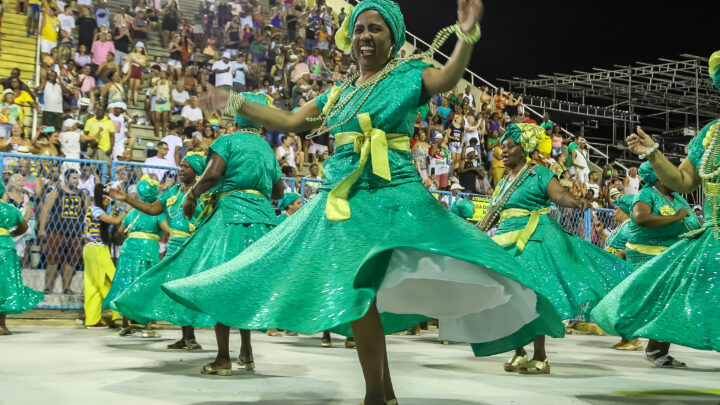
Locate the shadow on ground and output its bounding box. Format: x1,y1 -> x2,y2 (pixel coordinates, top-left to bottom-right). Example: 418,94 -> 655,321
190,399 -> 488,405
577,389 -> 720,404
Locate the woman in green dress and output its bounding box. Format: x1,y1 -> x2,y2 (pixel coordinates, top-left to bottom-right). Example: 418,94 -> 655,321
593,156 -> 705,366
109,154 -> 207,350
475,123 -> 633,374
0,181 -> 43,335
115,91 -> 285,376
163,2 -> 567,403
102,176 -> 167,337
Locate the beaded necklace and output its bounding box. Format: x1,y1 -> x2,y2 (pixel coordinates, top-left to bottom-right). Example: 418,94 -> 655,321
698,121 -> 720,238
167,184 -> 190,220
605,219 -> 630,249
477,162 -> 533,232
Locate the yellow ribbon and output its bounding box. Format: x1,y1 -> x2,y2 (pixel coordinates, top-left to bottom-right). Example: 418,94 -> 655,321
604,247 -> 622,254
625,242 -> 668,256
0,227 -> 9,236
128,232 -> 161,241
194,189 -> 266,224
168,229 -> 191,238
491,207 -> 551,252
326,113 -> 410,221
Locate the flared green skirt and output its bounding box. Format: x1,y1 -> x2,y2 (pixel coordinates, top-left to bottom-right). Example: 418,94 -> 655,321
592,228 -> 720,351
163,181 -> 565,357
0,247 -> 43,314
103,239 -> 159,312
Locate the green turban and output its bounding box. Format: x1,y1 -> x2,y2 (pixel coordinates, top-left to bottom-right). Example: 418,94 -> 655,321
499,123 -> 545,157
638,161 -> 657,188
709,50 -> 720,90
614,194 -> 634,215
183,153 -> 207,176
137,175 -> 159,203
451,199 -> 474,219
0,180 -> 4,198
278,193 -> 301,211
344,0 -> 406,56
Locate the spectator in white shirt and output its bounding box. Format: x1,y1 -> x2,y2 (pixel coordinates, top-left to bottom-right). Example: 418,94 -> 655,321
230,53 -> 249,92
58,8 -> 75,35
143,142 -> 175,180
108,106 -> 131,160
181,96 -> 204,129
161,124 -> 183,167
171,81 -> 190,114
212,52 -> 233,91
58,118 -> 94,173
586,171 -> 601,198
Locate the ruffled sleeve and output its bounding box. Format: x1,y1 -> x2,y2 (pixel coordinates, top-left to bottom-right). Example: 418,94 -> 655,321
688,119 -> 720,169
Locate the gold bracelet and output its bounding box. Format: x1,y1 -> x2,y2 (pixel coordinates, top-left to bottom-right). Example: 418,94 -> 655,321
456,22 -> 482,44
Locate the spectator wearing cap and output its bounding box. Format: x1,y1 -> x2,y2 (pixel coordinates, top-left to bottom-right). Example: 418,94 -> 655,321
84,105 -> 114,162
608,188 -> 622,205
212,52 -> 233,91
0,89 -> 24,138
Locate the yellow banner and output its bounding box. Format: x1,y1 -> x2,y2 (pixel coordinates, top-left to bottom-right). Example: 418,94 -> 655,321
470,195 -> 492,221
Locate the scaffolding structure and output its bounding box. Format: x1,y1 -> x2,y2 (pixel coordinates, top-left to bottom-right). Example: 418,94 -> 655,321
501,54 -> 720,152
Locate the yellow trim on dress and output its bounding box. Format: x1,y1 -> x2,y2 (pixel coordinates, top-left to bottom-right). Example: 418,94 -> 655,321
168,229 -> 191,238
491,207 -> 551,252
127,232 -> 162,242
0,227 -> 9,236
326,112 -> 410,221
195,189 -> 266,224
625,242 -> 668,256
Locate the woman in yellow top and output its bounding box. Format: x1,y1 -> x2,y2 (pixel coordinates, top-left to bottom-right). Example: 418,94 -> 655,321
126,43 -> 148,107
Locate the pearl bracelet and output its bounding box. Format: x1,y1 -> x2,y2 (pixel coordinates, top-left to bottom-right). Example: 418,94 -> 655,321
456,23 -> 482,44
639,143 -> 660,159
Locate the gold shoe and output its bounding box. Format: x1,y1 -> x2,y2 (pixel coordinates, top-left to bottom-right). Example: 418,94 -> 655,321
321,337 -> 333,347
387,400 -> 399,405
200,363 -> 232,376
185,339 -> 203,351
614,339 -> 643,351
503,354 -> 527,372
518,359 -> 550,375
267,329 -> 283,337
237,358 -> 256,370
345,338 -> 356,349
166,339 -> 188,349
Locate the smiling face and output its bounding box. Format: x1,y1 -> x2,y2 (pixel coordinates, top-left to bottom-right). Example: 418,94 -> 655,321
501,138 -> 526,169
352,10 -> 394,73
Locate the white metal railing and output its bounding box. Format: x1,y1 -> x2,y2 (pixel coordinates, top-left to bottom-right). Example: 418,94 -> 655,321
31,19 -> 42,137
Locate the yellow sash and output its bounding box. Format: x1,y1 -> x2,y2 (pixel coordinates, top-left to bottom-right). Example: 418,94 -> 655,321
195,188 -> 266,224
604,246 -> 622,254
128,232 -> 161,241
168,229 -> 191,238
326,112 -> 410,221
0,227 -> 9,236
491,207 -> 551,252
625,242 -> 668,256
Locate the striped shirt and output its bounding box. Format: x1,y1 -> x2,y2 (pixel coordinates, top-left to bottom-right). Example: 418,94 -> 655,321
84,206 -> 106,245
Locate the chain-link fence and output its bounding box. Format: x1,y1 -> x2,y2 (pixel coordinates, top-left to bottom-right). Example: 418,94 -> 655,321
1,156 -> 621,311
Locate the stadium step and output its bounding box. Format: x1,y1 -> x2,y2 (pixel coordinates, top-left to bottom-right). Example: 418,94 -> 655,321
0,12 -> 38,86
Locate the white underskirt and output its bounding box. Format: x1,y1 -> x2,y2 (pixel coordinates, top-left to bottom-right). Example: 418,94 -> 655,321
377,248 -> 539,344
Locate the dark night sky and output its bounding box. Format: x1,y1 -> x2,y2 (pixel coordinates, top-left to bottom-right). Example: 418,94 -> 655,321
395,0 -> 720,83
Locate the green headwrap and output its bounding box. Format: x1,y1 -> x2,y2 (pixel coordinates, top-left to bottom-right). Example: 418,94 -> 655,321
499,123 -> 545,157
278,193 -> 301,211
451,199 -> 474,219
229,92 -> 274,129
566,142 -> 578,167
137,175 -> 159,203
638,161 -> 657,188
0,180 -> 5,199
709,50 -> 720,90
341,0 -> 406,56
614,194 -> 634,215
183,153 -> 207,176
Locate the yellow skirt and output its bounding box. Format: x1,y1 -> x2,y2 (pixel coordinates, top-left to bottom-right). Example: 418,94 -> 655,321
82,244 -> 119,325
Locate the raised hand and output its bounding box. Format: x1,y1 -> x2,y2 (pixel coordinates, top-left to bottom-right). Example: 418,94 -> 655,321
627,126 -> 656,156
458,0 -> 484,33
108,186 -> 127,201
197,85 -> 231,113
674,208 -> 690,220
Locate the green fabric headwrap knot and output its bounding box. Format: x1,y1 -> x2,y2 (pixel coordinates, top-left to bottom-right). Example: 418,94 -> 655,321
183,153 -> 207,176
500,123 -> 545,156
137,175 -> 159,203
614,194 -> 634,215
278,193 -> 301,211
343,0 -> 406,56
451,199 -> 474,219
638,161 -> 657,188
709,50 -> 720,91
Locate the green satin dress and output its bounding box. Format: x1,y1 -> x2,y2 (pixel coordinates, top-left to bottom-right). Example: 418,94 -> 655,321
103,209 -> 164,311
483,166 -> 633,322
0,203 -> 43,314
158,184 -> 203,257
604,220 -> 630,254
593,119 -> 720,351
162,60 -> 565,356
624,187 -> 699,268
113,132 -> 280,327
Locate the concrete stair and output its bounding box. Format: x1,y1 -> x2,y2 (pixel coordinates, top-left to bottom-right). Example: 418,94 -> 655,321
0,11 -> 38,84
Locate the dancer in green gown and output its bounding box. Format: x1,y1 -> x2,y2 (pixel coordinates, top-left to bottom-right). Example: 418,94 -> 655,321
475,123 -> 633,374
109,154 -> 207,350
0,181 -> 43,335
162,2 -> 568,403
115,91 -> 284,376
103,176 -> 167,336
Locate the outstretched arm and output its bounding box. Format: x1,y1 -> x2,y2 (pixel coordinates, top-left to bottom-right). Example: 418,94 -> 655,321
546,177 -> 591,209
422,0 -> 483,96
109,186 -> 164,216
198,86 -> 322,133
628,127 -> 701,194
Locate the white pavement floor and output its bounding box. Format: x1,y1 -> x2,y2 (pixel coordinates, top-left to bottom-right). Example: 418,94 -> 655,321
2,325 -> 720,405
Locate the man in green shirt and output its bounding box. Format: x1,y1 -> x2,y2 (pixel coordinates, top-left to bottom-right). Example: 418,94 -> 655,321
83,105 -> 115,162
